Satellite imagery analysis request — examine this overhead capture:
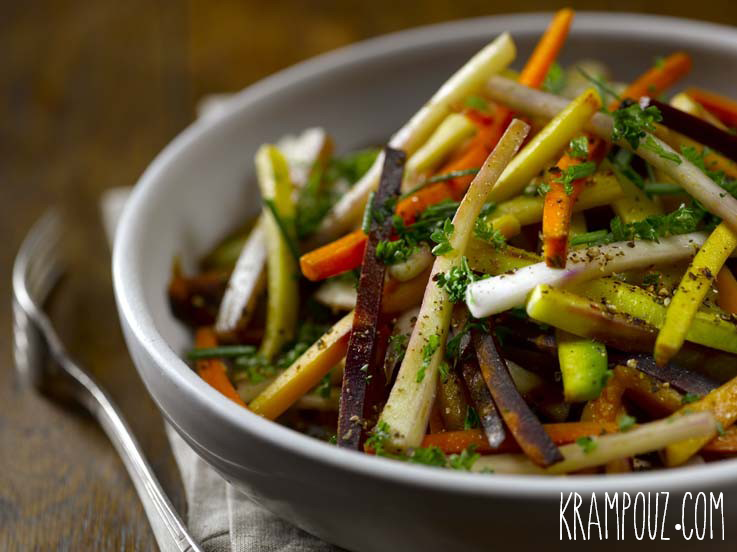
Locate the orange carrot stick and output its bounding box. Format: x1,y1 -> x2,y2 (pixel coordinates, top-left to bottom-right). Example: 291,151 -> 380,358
716,267 -> 737,315
686,87 -> 737,129
612,52 -> 692,110
299,229 -> 367,281
421,421 -> 617,455
194,327 -> 248,407
488,9 -> 575,143
542,136 -> 605,267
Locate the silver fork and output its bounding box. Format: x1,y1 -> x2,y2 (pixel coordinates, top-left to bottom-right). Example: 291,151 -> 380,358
12,211 -> 203,552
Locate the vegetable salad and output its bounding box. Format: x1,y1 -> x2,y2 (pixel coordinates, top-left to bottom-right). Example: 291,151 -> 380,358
170,8 -> 737,475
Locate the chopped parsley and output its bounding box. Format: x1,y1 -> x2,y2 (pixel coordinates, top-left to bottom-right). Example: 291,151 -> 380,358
434,256 -> 478,303
417,334 -> 441,383
365,421 -> 392,455
430,218 -> 455,255
542,62 -> 566,95
611,103 -> 662,150
569,204 -> 707,247
388,333 -> 409,363
641,135 -> 682,164
375,238 -> 414,265
618,414 -> 637,432
654,56 -> 666,69
366,422 -> 480,470
681,392 -> 700,404
474,218 -> 508,248
464,406 -> 480,430
642,272 -> 661,287
555,161 -> 597,195
376,200 -> 460,265
465,95 -> 489,111
448,445 -> 481,470
576,436 -> 597,454
569,136 -> 590,159
407,446 -> 447,466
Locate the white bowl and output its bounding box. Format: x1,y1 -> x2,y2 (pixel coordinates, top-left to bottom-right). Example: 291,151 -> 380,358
114,13 -> 737,551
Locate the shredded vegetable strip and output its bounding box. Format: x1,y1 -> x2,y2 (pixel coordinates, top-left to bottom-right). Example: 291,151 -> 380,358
248,312 -> 354,420
466,232 -> 707,318
489,88 -> 602,203
655,223 -> 737,365
338,148 -> 405,449
378,119 -> 530,451
542,134 -> 604,267
686,86 -> 737,129
471,412 -> 716,475
613,51 -> 692,109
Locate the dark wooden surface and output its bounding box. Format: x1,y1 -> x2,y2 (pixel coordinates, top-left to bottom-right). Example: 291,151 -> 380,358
1,1 -> 735,550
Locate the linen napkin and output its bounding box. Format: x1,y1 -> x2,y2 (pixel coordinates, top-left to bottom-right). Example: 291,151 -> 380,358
101,95 -> 341,551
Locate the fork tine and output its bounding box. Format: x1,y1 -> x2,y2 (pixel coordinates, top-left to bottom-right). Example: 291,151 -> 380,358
13,210 -> 65,309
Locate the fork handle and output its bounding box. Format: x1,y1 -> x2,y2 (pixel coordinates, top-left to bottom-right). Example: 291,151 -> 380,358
67,359 -> 203,552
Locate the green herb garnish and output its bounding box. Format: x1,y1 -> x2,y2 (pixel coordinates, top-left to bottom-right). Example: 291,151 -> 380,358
542,62 -> 566,95
430,218 -> 455,256
569,136 -> 590,159
464,406 -> 480,430
611,103 -> 662,150
618,414 -> 637,432
681,392 -> 700,404
576,436 -> 597,454
641,135 -> 682,164
434,256 -> 477,303
465,95 -> 489,111
417,334 -> 441,383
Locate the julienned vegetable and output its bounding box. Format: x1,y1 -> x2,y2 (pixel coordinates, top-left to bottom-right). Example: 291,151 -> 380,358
255,145 -> 299,359
378,119 -> 530,451
171,13 -> 737,477
472,412 -> 716,474
473,327 -> 562,467
466,232 -> 707,318
655,223 -> 737,365
338,147 -> 405,449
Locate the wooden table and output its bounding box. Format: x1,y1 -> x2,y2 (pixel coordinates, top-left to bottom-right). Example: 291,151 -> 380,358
1,1 -> 735,550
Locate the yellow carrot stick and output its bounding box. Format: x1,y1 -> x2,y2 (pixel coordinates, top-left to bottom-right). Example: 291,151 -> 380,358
488,88 -> 601,203
248,311 -> 354,420
664,375 -> 737,466
655,222 -> 737,365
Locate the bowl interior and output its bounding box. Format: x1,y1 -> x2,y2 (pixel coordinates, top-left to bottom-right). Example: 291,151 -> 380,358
114,12 -> 737,493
